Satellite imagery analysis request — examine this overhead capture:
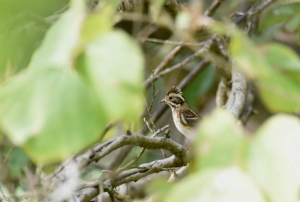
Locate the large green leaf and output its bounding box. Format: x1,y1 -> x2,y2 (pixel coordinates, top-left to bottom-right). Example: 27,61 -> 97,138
0,68 -> 105,163
247,115 -> 300,202
262,43 -> 300,75
80,30 -> 144,121
195,109 -> 245,170
81,5 -> 114,45
261,3 -> 300,28
29,0 -> 85,70
261,43 -> 300,81
163,167 -> 265,202
230,29 -> 300,112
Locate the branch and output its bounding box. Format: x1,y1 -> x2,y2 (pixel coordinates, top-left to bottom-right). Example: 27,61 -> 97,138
144,39 -> 213,86
241,83 -> 257,124
88,133 -> 187,165
225,66 -> 247,118
153,46 -> 182,76
233,0 -> 275,24
76,156 -> 186,201
0,185 -> 12,202
142,38 -> 208,47
204,0 -> 225,17
216,78 -> 230,107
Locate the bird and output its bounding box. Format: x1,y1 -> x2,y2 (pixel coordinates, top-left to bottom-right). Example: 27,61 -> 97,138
160,86 -> 201,139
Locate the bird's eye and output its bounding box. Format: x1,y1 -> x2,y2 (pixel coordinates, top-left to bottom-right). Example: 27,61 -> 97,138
169,96 -> 173,100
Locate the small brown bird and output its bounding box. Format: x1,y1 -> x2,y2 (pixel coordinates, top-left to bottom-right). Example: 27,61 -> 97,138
160,86 -> 201,139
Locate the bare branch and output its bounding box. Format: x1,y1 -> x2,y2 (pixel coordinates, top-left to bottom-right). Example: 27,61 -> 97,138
2,146 -> 14,165
115,148 -> 145,174
168,165 -> 189,182
88,133 -> 187,165
0,185 -> 12,202
233,0 -> 275,24
142,38 -> 208,47
153,46 -> 181,76
225,66 -> 247,118
99,121 -> 119,142
144,39 -> 213,86
241,83 -> 257,125
204,0 -> 225,17
216,78 -> 230,107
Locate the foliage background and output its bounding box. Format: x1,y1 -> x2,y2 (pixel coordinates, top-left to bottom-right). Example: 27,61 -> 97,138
0,0 -> 300,201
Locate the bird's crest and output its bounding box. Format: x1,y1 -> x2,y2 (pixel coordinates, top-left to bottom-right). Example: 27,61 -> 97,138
167,86 -> 182,95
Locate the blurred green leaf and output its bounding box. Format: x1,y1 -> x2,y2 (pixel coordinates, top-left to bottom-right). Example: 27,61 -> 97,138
285,13 -> 300,32
0,68 -> 105,163
0,0 -> 68,81
247,115 -> 300,202
230,29 -> 300,112
81,5 -> 114,45
261,3 -> 300,28
7,147 -> 29,178
161,167 -> 265,202
195,109 -> 245,170
102,0 -> 120,8
261,43 -> 300,82
29,0 -> 86,70
80,30 -> 144,121
262,43 -> 300,74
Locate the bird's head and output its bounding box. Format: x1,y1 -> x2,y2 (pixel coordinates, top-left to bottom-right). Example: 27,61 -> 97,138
160,86 -> 185,108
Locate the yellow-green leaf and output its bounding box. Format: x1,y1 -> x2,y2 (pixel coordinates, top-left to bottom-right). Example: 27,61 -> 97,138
230,29 -> 300,112
0,68 -> 105,163
29,0 -> 85,70
195,109 -> 245,170
247,115 -> 300,202
80,30 -> 144,121
163,167 -> 265,202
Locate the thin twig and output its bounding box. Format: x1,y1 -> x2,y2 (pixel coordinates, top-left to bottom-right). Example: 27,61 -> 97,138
116,148 -> 146,174
204,0 -> 225,17
153,46 -> 182,76
143,118 -> 153,133
144,40 -> 212,86
142,38 -> 208,47
2,146 -> 14,165
0,185 -> 12,202
148,78 -> 158,131
99,121 -> 119,142
233,0 -> 275,24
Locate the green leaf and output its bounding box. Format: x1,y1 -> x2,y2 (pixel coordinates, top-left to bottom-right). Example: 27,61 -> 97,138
285,13 -> 300,32
7,148 -> 29,178
261,3 -> 300,28
195,109 -> 245,170
230,29 -> 300,112
247,115 -> 300,202
80,30 -> 144,121
262,43 -> 300,73
163,167 -> 265,202
81,5 -> 115,45
0,68 -> 105,163
29,0 -> 85,70
261,43 -> 300,81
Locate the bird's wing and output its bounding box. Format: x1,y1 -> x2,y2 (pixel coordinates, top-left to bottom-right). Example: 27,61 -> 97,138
180,109 -> 201,128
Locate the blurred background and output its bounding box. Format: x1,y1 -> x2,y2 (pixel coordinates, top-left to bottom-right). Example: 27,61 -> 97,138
0,0 -> 300,201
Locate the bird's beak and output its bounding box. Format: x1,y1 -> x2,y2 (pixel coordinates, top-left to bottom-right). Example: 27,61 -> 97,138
160,98 -> 167,103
